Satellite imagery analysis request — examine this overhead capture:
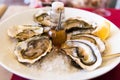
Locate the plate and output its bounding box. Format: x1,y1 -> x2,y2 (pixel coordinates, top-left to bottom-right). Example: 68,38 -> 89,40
0,7 -> 120,80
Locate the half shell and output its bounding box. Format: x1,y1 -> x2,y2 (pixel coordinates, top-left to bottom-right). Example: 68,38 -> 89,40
62,40 -> 102,71
63,17 -> 96,34
14,36 -> 52,64
7,25 -> 43,41
70,34 -> 105,53
34,10 -> 55,27
63,18 -> 92,29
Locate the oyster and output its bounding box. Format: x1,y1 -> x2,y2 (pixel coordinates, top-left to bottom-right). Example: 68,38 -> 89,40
62,40 -> 102,71
63,17 -> 96,34
14,36 -> 52,64
34,10 -> 55,27
7,25 -> 43,41
70,34 -> 105,53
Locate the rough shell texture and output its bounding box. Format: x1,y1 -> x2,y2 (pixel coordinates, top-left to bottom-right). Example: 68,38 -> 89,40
62,40 -> 102,71
7,25 -> 43,41
14,36 -> 52,64
34,10 -> 56,27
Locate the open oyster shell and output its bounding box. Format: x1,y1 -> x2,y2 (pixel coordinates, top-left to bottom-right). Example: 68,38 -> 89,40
7,25 -> 43,41
63,17 -> 97,35
14,36 -> 52,64
34,10 -> 55,27
70,34 -> 105,53
62,40 -> 102,71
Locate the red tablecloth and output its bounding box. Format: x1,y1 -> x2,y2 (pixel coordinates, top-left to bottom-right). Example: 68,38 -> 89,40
11,8 -> 120,80
81,8 -> 120,28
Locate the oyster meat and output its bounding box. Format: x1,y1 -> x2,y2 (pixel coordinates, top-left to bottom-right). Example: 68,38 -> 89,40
7,25 -> 43,41
14,36 -> 52,64
62,40 -> 102,71
34,9 -> 55,27
63,17 -> 97,34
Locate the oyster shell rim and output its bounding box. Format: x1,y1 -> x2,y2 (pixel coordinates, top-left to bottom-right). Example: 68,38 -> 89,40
14,36 -> 52,64
62,39 -> 102,71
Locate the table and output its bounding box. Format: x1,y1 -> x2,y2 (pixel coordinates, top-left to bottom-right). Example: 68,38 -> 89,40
0,6 -> 120,80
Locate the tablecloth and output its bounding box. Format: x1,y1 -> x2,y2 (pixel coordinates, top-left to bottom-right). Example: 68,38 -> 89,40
81,8 -> 120,28
1,7 -> 120,80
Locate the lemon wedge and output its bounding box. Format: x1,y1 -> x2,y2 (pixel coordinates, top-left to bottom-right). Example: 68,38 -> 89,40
92,21 -> 110,40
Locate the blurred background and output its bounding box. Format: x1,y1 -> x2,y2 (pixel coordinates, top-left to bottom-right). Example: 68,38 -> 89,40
0,0 -> 120,9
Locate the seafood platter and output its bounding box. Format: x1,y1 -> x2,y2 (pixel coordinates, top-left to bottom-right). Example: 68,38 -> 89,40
0,2 -> 120,80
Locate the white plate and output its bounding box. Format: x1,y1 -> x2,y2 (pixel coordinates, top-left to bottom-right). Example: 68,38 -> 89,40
0,7 -> 120,80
